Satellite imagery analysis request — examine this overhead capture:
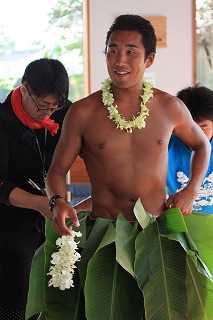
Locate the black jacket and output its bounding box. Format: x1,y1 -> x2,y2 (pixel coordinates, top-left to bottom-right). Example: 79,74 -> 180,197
0,92 -> 70,231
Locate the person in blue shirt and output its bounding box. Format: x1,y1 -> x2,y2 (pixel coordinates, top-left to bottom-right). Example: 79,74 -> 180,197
167,85 -> 213,213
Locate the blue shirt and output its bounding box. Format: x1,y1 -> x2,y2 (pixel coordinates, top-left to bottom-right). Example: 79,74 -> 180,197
167,134 -> 213,214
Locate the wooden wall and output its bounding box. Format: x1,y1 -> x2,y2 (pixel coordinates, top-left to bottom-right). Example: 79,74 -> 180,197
69,155 -> 90,183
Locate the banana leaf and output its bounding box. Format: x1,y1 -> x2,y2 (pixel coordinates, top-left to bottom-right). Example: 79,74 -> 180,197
26,203 -> 213,320
25,243 -> 46,319
184,214 -> 213,320
85,243 -> 144,320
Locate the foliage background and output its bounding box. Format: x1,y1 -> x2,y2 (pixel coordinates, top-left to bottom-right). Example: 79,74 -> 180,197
0,0 -> 212,101
196,0 -> 213,89
0,0 -> 84,102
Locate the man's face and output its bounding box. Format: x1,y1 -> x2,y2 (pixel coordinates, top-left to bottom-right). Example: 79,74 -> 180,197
197,119 -> 213,141
105,30 -> 154,89
20,84 -> 59,121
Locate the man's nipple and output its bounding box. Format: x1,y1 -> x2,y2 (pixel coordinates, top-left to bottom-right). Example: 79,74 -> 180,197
157,139 -> 163,145
99,143 -> 106,150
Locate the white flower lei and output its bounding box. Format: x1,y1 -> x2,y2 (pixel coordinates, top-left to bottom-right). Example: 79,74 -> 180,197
101,77 -> 153,133
47,231 -> 82,290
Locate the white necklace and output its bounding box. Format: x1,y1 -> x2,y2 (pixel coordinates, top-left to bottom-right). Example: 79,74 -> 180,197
101,77 -> 153,133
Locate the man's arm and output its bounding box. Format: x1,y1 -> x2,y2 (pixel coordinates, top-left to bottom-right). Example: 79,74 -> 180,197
8,188 -> 53,220
45,102 -> 85,235
165,100 -> 211,215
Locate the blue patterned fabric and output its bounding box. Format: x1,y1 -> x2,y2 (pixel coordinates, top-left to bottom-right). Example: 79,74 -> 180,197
167,134 -> 213,214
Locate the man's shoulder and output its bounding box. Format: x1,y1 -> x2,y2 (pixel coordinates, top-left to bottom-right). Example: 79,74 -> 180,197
153,87 -> 175,98
64,90 -> 103,126
154,89 -> 191,128
71,90 -> 102,109
153,88 -> 180,108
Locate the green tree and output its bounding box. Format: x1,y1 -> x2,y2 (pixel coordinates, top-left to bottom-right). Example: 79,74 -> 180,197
196,0 -> 213,88
0,0 -> 84,102
0,27 -> 17,100
0,27 -> 15,56
45,0 -> 84,101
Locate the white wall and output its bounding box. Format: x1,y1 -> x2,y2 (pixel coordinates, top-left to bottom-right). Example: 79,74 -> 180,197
88,0 -> 194,95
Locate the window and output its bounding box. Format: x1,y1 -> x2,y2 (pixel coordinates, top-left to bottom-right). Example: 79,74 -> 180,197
0,0 -> 85,102
195,0 -> 213,89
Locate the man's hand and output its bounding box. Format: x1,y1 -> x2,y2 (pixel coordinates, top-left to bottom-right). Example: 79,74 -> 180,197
52,198 -> 80,236
165,187 -> 198,215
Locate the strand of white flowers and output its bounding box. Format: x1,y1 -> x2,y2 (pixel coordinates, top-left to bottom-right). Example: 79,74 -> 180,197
101,77 -> 153,133
47,231 -> 82,291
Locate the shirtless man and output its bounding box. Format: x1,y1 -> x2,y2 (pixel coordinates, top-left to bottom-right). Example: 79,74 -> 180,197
46,14 -> 210,236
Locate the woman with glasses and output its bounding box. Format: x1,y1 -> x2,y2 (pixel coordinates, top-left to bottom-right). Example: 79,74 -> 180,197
0,58 -> 71,320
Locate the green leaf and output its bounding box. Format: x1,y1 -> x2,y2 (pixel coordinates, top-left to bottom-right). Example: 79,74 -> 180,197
157,207 -> 188,234
186,257 -> 213,320
26,244 -> 46,319
184,214 -> 213,319
44,219 -> 85,320
184,214 -> 213,274
85,243 -> 144,320
78,217 -> 115,287
133,198 -> 154,228
134,222 -> 188,320
95,221 -> 116,251
115,214 -> 139,277
157,209 -> 213,281
26,210 -> 213,320
27,217 -> 87,320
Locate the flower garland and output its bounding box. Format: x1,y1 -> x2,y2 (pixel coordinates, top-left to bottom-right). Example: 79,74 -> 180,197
47,231 -> 82,290
101,77 -> 153,133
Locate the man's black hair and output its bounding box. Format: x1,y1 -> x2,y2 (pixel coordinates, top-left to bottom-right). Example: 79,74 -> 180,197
177,84 -> 213,122
105,14 -> 157,59
22,58 -> 69,107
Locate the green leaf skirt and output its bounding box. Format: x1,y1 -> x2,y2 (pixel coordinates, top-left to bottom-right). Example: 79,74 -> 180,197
26,202 -> 213,320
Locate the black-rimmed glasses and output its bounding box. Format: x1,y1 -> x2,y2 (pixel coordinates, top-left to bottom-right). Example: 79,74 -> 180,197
26,85 -> 59,113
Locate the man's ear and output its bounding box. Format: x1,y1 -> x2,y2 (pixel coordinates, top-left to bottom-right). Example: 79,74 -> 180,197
19,84 -> 27,97
146,52 -> 155,68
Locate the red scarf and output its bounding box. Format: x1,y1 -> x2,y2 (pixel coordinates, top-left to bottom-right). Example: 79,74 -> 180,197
11,87 -> 59,136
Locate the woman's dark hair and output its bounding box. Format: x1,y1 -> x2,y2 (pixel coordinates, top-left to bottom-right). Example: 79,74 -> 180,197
105,14 -> 157,60
177,84 -> 213,122
22,58 -> 69,107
